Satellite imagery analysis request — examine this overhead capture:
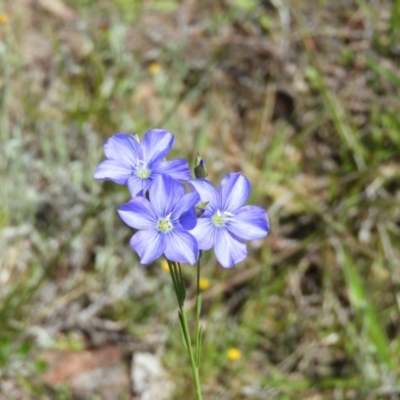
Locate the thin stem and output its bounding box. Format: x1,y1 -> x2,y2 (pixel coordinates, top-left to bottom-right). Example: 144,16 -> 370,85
166,259 -> 203,400
195,251 -> 202,366
179,300 -> 203,400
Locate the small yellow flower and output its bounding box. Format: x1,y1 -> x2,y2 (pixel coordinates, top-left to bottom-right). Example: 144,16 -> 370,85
199,277 -> 211,291
227,347 -> 242,362
148,62 -> 161,75
161,259 -> 170,274
0,14 -> 8,24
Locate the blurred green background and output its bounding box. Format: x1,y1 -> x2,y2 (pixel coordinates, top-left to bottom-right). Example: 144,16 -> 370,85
1,0 -> 400,399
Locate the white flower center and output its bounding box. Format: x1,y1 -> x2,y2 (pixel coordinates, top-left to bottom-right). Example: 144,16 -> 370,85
133,159 -> 151,179
157,213 -> 173,233
211,210 -> 234,227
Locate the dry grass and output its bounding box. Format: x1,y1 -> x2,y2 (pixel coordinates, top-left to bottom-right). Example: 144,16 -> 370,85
1,0 -> 400,399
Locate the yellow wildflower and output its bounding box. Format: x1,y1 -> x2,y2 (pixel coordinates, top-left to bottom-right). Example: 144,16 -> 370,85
227,347 -> 242,362
161,259 -> 170,274
148,62 -> 161,75
0,14 -> 8,24
199,277 -> 211,291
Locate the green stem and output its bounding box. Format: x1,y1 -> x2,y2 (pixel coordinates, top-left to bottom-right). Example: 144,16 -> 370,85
195,251 -> 202,366
179,299 -> 203,400
167,259 -> 203,400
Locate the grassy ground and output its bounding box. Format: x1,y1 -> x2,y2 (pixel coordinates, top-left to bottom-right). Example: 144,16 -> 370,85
1,0 -> 400,399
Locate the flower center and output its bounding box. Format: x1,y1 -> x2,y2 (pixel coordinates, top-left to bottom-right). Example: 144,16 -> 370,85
134,160 -> 151,179
211,210 -> 234,227
157,213 -> 173,233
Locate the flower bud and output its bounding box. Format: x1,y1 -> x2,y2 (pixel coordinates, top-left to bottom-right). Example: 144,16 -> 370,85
132,133 -> 140,143
194,153 -> 208,178
195,201 -> 209,217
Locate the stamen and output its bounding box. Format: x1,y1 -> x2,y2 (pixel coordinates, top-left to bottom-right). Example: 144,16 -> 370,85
157,214 -> 173,232
134,159 -> 151,179
211,210 -> 234,227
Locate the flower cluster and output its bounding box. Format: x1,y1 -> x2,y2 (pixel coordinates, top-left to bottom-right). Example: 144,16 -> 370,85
94,129 -> 270,268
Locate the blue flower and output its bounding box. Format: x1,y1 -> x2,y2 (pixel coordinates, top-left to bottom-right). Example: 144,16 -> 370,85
118,174 -> 200,265
94,129 -> 191,197
189,173 -> 269,268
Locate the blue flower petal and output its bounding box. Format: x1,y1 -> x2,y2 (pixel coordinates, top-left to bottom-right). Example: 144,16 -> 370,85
189,179 -> 219,212
164,229 -> 199,265
219,173 -> 250,212
130,230 -> 165,264
190,218 -> 215,250
171,191 -> 199,230
179,207 -> 197,230
127,176 -> 152,197
118,197 -> 157,229
141,129 -> 174,167
155,159 -> 192,181
227,205 -> 269,240
172,191 -> 200,219
214,229 -> 247,268
149,175 -> 185,217
93,159 -> 132,184
104,133 -> 142,165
